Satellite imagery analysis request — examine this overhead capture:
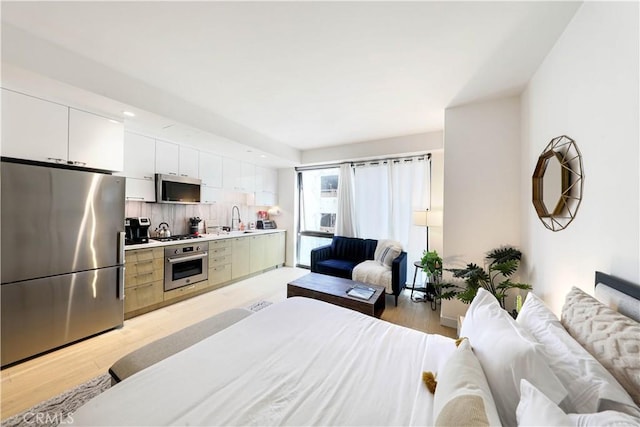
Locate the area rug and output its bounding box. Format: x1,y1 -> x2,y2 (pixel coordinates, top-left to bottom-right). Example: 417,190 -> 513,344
1,373 -> 111,427
247,300 -> 273,312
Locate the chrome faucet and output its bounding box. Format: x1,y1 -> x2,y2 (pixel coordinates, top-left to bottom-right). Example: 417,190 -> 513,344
231,205 -> 241,230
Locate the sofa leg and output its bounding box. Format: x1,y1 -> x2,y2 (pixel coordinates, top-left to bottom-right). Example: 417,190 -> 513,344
395,294 -> 398,306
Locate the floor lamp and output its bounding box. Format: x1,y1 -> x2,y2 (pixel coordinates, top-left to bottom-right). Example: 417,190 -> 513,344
411,210 -> 443,301
412,209 -> 442,255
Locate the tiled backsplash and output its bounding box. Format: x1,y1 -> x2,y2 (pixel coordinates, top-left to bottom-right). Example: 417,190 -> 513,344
125,193 -> 258,235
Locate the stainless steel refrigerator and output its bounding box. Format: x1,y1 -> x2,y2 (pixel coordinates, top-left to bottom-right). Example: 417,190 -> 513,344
1,160 -> 125,366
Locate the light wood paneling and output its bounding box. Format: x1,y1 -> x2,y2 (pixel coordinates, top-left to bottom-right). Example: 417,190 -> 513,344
0,268 -> 454,420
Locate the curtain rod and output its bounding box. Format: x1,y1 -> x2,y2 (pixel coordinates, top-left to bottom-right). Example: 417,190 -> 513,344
295,153 -> 430,172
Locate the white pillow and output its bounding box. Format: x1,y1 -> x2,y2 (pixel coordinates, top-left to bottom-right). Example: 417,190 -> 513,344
433,338 -> 502,427
517,292 -> 639,416
562,287 -> 640,407
569,411 -> 640,427
460,289 -> 568,427
517,380 -> 640,427
374,239 -> 402,267
517,379 -> 571,427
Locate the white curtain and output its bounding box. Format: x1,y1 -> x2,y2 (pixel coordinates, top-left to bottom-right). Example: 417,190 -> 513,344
334,163 -> 358,237
352,157 -> 430,279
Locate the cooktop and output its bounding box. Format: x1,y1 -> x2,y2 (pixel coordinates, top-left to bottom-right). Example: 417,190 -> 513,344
152,234 -> 203,242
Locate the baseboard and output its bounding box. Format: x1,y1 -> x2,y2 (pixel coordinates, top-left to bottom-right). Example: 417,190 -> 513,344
440,315 -> 457,329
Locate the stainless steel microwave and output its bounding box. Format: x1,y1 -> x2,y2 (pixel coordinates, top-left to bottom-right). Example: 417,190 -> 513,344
155,174 -> 201,204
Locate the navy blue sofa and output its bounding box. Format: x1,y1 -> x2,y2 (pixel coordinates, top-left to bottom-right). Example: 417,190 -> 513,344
310,236 -> 407,306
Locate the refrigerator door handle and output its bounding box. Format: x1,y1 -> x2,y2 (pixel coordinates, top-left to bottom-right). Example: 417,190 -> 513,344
118,231 -> 125,265
118,266 -> 125,300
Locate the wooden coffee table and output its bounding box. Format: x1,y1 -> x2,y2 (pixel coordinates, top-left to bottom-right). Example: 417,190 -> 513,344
287,273 -> 386,318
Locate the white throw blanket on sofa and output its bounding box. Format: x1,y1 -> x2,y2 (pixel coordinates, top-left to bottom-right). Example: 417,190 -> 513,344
352,240 -> 402,294
352,260 -> 393,293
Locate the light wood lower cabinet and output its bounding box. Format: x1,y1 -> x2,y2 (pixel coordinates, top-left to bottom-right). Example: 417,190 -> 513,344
124,231 -> 286,317
231,237 -> 250,279
163,281 -> 206,301
208,239 -> 232,289
249,234 -> 267,273
124,248 -> 164,314
125,281 -> 163,313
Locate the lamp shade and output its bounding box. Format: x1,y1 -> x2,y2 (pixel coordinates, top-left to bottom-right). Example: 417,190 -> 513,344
413,211 -> 428,226
413,210 -> 443,227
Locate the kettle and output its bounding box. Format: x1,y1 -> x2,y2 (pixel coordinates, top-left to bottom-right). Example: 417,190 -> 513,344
157,222 -> 171,238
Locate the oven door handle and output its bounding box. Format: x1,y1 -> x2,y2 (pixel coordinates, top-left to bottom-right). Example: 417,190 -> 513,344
167,252 -> 209,263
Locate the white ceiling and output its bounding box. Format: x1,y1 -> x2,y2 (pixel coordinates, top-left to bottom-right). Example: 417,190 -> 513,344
1,1 -> 580,157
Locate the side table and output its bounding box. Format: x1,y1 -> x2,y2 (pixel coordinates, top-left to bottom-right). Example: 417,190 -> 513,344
410,261 -> 429,303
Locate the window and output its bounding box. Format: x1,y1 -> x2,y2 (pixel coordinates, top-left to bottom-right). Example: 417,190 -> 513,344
296,167 -> 339,267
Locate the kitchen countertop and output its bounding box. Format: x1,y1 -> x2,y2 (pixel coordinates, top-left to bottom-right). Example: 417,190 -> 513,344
124,229 -> 285,251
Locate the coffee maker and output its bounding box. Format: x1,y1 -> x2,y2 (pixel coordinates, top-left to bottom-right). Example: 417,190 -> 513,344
125,217 -> 151,245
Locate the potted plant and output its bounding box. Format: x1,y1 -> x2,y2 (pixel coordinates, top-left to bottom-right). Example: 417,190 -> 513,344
439,246 -> 531,310
421,250 -> 443,280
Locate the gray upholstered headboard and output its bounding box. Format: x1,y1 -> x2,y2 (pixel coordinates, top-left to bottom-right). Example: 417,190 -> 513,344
594,271 -> 640,322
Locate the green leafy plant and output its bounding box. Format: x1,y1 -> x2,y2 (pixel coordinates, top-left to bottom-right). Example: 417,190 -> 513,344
440,247 -> 531,309
420,250 -> 443,277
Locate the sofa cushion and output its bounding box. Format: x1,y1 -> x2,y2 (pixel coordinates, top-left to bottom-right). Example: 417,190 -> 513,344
315,259 -> 360,279
363,239 -> 378,260
374,239 -> 403,267
331,236 -> 367,262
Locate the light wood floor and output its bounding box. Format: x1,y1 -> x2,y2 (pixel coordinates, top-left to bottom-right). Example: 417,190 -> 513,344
0,267 -> 455,420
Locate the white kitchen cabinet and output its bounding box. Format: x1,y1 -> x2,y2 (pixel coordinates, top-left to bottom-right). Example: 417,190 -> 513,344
240,162 -> 255,192
125,177 -> 156,202
1,88 -> 69,164
121,132 -> 155,180
155,140 -> 180,176
255,166 -> 277,193
68,108 -> 124,171
179,146 -> 199,178
1,89 -> 124,171
224,158 -> 256,193
255,191 -> 276,207
222,158 -> 241,191
255,166 -> 278,206
199,151 -> 223,188
201,186 -> 220,204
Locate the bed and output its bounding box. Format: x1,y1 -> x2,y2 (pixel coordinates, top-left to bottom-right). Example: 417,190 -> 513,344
71,272 -> 640,426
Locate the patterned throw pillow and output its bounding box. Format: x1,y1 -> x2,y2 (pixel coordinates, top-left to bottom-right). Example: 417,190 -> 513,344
373,240 -> 402,267
561,287 -> 640,406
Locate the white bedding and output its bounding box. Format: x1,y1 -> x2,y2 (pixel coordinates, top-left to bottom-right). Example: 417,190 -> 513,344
71,297 -> 456,426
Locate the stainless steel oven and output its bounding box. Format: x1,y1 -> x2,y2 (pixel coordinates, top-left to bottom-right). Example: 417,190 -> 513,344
164,242 -> 209,291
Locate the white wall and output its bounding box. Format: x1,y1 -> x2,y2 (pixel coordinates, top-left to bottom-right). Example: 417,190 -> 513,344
277,168 -> 298,267
442,96 -> 522,326
521,2 -> 639,314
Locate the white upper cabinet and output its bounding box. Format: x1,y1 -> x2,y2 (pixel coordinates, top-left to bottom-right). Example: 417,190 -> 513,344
255,166 -> 278,193
199,151 -> 223,188
68,108 -> 124,171
121,132 -> 155,180
120,132 -> 156,202
125,178 -> 156,202
2,89 -> 68,163
240,161 -> 255,192
255,166 -> 278,206
155,140 -> 179,176
179,146 -> 199,178
1,89 -> 124,172
222,158 -> 241,191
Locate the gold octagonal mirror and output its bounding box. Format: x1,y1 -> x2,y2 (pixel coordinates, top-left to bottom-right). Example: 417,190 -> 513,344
532,135 -> 584,231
